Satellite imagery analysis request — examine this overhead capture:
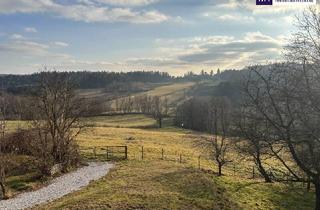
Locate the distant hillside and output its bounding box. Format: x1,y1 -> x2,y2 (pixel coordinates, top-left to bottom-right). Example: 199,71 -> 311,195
0,71 -> 173,94
0,66 -> 264,99
186,68 -> 248,105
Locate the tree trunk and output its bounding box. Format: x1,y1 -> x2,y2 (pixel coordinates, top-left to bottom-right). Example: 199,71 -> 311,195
0,182 -> 6,199
256,158 -> 272,183
307,176 -> 311,191
218,162 -> 222,176
315,179 -> 320,210
158,117 -> 162,128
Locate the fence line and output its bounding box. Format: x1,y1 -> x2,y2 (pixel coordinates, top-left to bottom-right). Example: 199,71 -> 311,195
79,145 -> 313,190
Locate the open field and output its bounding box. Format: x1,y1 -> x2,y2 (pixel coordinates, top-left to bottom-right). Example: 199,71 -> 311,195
108,82 -> 195,110
76,83 -> 166,99
83,114 -> 157,128
75,82 -> 194,113
141,82 -> 194,97
5,121 -> 29,134
23,114 -> 314,210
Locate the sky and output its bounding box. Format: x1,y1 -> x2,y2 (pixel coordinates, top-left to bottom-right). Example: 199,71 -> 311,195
0,0 -> 315,75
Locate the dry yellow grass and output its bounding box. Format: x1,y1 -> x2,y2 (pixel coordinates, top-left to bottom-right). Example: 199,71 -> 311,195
5,114 -> 315,210
83,114 -> 157,128
108,82 -> 195,110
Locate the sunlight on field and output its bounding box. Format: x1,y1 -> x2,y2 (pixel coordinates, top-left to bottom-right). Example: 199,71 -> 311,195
109,82 -> 195,111
143,82 -> 194,97
38,160 -> 239,210
5,121 -> 29,134
83,114 -> 157,128
6,115 -> 315,210
137,82 -> 195,106
73,115 -> 315,210
76,88 -> 106,98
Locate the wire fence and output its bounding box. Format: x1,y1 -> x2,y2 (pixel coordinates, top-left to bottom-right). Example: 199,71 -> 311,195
79,145 -> 313,191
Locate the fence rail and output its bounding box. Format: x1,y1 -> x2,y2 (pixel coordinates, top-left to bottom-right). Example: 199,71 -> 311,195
80,146 -> 127,160
79,145 -> 313,190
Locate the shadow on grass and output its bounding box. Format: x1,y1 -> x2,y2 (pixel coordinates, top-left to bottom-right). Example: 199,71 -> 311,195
218,176 -> 315,210
152,168 -> 241,210
233,181 -> 262,192
7,172 -> 43,193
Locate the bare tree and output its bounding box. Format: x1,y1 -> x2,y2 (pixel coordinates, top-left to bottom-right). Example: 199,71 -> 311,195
140,95 -> 152,114
235,106 -> 273,182
31,71 -> 84,174
0,92 -> 7,199
115,98 -> 120,112
243,61 -> 320,209
150,96 -> 168,128
286,7 -> 320,209
207,97 -> 232,176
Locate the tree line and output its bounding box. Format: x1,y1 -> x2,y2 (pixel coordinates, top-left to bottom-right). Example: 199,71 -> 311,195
1,68 -> 246,96
114,95 -> 169,128
1,71 -> 173,94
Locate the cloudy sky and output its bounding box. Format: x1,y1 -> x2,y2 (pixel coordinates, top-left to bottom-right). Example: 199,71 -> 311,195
0,0 -> 314,75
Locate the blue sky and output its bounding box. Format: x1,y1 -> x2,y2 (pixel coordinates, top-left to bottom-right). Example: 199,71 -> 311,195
0,0 -> 313,75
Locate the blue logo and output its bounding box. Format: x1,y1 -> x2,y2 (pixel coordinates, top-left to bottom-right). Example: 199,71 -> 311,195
256,0 -> 272,5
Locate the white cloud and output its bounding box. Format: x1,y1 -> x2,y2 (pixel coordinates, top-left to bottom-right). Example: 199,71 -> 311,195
0,40 -> 48,55
25,27 -> 37,33
77,0 -> 96,6
126,57 -> 181,66
176,32 -> 284,67
203,12 -> 255,24
131,32 -> 286,72
0,39 -> 72,63
52,41 -> 69,47
95,0 -> 160,6
0,0 -> 169,24
57,6 -> 168,23
218,14 -> 254,23
214,0 -> 310,15
0,0 -> 54,14
10,33 -> 25,40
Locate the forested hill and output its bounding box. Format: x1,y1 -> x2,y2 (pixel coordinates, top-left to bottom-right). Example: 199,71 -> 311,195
0,71 -> 173,92
0,67 -> 254,96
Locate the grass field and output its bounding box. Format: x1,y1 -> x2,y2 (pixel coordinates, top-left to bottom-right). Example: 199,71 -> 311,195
142,82 -> 194,98
109,82 -> 195,111
27,114 -> 315,210
83,114 -> 157,128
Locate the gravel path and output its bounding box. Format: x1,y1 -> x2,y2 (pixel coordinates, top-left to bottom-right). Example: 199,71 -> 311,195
0,162 -> 113,210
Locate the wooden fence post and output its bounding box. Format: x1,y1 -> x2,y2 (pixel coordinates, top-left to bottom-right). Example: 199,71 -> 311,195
307,175 -> 311,191
161,148 -> 164,160
141,146 -> 144,160
125,146 -> 128,160
198,156 -> 201,170
179,154 -> 182,163
106,147 -> 109,160
252,166 -> 255,179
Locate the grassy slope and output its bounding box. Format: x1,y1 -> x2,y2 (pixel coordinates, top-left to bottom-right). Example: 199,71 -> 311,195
34,114 -> 314,210
83,114 -> 157,128
36,161 -> 240,210
76,83 -> 164,99
109,82 -> 195,110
